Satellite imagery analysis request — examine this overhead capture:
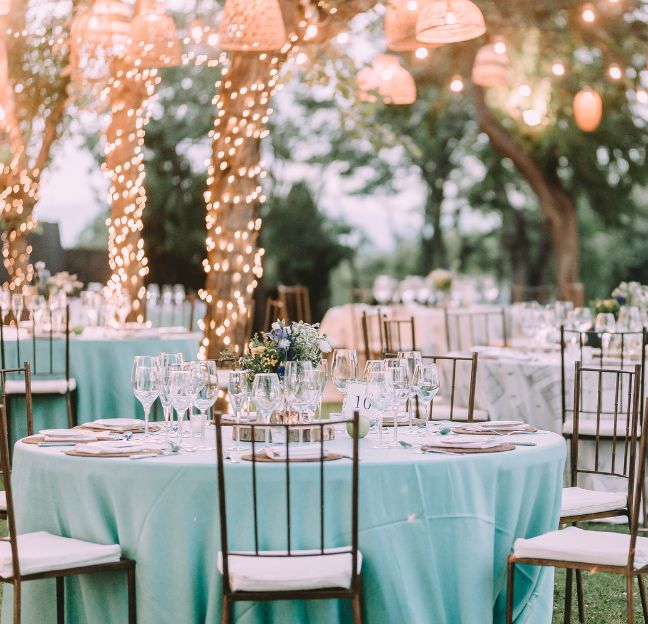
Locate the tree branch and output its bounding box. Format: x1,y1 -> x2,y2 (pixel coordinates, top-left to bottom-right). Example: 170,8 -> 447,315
33,79 -> 70,179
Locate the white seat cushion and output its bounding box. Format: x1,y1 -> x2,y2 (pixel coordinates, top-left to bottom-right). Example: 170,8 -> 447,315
561,487 -> 627,518
0,531 -> 121,578
4,378 -> 77,395
514,526 -> 648,569
563,419 -> 637,437
0,491 -> 5,512
217,547 -> 362,592
429,404 -> 489,422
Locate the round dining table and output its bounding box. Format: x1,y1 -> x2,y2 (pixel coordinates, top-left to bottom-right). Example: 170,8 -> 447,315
3,428 -> 566,624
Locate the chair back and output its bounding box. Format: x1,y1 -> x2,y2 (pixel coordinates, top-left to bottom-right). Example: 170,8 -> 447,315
263,298 -> 285,331
0,400 -> 21,579
382,317 -> 416,354
444,307 -> 507,352
361,310 -> 386,361
629,399 -> 648,569
277,285 -> 312,324
560,326 -> 647,425
0,364 -> 33,439
569,363 -> 641,506
215,412 -> 361,596
351,288 -> 372,305
421,352 -> 479,422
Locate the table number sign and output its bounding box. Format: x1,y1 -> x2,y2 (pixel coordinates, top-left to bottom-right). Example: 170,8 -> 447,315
343,382 -> 379,419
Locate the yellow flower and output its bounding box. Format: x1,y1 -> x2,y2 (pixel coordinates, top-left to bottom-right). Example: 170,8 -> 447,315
250,345 -> 266,356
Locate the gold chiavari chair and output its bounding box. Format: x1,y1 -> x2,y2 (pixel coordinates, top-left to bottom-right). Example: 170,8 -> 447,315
351,288 -> 373,305
506,398 -> 648,624
443,307 -> 508,352
215,412 -> 363,624
361,310 -> 386,361
0,304 -> 77,430
263,298 -> 285,331
0,402 -> 137,624
0,363 -> 33,464
277,284 -> 312,324
559,362 -> 642,623
382,317 -> 417,354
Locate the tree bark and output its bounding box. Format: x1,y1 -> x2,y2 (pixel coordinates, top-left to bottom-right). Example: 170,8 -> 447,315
467,82 -> 580,297
104,59 -> 156,320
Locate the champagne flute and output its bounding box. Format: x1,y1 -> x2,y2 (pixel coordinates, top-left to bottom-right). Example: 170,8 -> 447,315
413,363 -> 441,432
132,365 -> 160,440
251,373 -> 283,446
398,350 -> 422,432
168,369 -> 194,446
157,352 -> 184,434
314,359 -> 329,419
190,360 -> 219,448
366,369 -> 391,448
228,370 -> 250,451
11,293 -> 23,327
384,359 -> 409,446
332,349 -> 358,410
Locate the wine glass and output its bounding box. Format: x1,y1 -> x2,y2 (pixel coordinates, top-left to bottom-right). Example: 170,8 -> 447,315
132,365 -> 160,440
11,294 -> 23,327
284,361 -> 313,421
363,359 -> 384,380
595,313 -> 616,358
190,360 -> 219,448
413,363 -> 441,430
365,369 -> 391,448
398,351 -> 422,432
168,369 -> 194,446
0,288 -> 10,322
314,359 -> 329,419
332,349 -> 358,409
384,359 -> 409,446
157,352 -> 184,433
228,370 -> 250,451
251,373 -> 283,446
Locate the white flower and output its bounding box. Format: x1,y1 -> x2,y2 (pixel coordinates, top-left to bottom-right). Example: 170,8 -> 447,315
271,321 -> 281,331
278,339 -> 290,349
319,339 -> 332,353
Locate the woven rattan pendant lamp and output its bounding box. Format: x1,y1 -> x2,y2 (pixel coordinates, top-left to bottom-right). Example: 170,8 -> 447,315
219,0 -> 287,52
416,0 -> 486,45
358,54 -> 416,105
126,0 -> 181,68
472,42 -> 508,88
385,0 -> 442,51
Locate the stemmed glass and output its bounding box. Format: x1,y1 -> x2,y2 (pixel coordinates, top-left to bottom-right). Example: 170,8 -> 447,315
384,359 -> 409,446
363,360 -> 384,380
0,288 -> 9,321
332,349 -> 358,410
251,373 -> 283,446
398,351 -> 422,432
284,361 -> 313,420
168,369 -> 194,446
413,363 -> 441,431
228,370 -> 250,451
190,360 -> 219,448
157,353 -> 184,434
131,364 -> 160,440
365,369 -> 391,448
11,294 -> 23,328
314,359 -> 328,419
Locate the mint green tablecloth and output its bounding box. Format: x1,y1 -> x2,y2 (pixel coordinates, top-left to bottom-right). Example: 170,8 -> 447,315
3,430 -> 565,624
2,334 -> 200,441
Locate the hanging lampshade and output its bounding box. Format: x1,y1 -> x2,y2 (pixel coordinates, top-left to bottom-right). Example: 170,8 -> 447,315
0,0 -> 9,16
573,88 -> 603,132
380,65 -> 416,105
71,0 -> 132,49
359,54 -> 416,105
385,0 -> 442,52
471,43 -> 509,89
126,0 -> 181,68
219,0 -> 287,52
416,0 -> 486,45
356,66 -> 379,102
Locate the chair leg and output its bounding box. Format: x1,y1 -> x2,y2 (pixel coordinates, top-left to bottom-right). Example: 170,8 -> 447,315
576,569 -> 585,623
637,574 -> 648,622
56,576 -> 64,624
127,563 -> 137,624
221,595 -> 231,624
66,391 -> 74,429
629,573 -> 636,624
564,568 -> 573,624
13,579 -> 21,624
506,557 -> 515,624
351,584 -> 363,624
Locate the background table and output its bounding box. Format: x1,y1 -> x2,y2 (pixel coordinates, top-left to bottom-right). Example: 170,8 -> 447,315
4,429 -> 566,624
3,332 -> 200,441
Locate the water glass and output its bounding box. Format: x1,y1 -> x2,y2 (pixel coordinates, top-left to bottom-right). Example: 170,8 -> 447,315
332,349 -> 359,408
251,373 -> 283,445
365,369 -> 390,448
168,369 -> 194,445
228,370 -> 250,451
398,351 -> 422,431
413,363 -> 441,430
132,364 -> 160,439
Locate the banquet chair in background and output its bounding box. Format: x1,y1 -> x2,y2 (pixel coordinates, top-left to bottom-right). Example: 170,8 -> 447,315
0,305 -> 77,430
278,284 -> 312,324
351,288 -> 373,305
506,398 -> 648,624
443,307 -> 508,352
0,364 -> 34,463
0,402 -> 137,624
361,309 -> 386,361
215,412 -> 363,624
512,284 -> 556,305
382,317 -> 417,354
561,362 -> 642,623
263,298 -> 285,331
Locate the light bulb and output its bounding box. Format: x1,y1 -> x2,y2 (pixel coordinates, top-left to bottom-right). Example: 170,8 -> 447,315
552,61 -> 566,76
337,31 -> 349,44
493,41 -> 506,55
450,76 -> 463,92
415,47 -> 428,60
582,3 -> 596,22
518,84 -> 532,97
608,64 -> 622,80
446,11 -> 457,25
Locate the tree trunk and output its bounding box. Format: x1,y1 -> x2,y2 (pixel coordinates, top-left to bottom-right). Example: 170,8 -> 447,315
467,82 -> 580,297
1,193 -> 36,291
419,189 -> 446,273
104,59 -> 156,321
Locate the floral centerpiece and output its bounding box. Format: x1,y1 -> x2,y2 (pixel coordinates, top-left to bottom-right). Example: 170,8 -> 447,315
593,298 -> 620,318
612,281 -> 648,309
426,268 -> 453,293
47,271 -> 83,297
239,320 -> 331,377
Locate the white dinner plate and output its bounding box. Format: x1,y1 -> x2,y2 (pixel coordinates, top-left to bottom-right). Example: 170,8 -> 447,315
39,428 -> 93,438
93,418 -> 143,428
86,440 -> 143,454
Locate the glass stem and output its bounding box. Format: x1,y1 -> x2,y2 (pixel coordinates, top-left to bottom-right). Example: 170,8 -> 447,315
408,395 -> 414,432
143,404 -> 150,439
378,411 -> 383,446
393,406 -> 399,443
178,409 -> 186,446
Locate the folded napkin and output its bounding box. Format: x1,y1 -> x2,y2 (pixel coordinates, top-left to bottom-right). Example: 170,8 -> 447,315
461,420 -> 524,431
77,441 -> 145,455
40,428 -> 96,440
43,434 -> 102,443
427,435 -> 501,449
82,418 -> 145,432
264,445 -> 328,461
